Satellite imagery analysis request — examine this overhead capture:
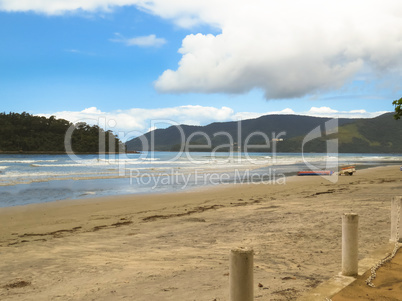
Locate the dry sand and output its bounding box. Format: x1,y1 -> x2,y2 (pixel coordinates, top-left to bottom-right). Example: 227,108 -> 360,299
0,165 -> 401,301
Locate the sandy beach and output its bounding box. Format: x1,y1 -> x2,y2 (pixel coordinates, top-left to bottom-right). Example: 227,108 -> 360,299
1,165 -> 401,301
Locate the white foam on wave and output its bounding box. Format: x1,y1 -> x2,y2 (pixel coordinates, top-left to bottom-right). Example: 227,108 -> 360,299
0,159 -> 58,164
125,160 -> 198,166
31,163 -> 101,167
32,158 -> 123,167
0,166 -> 9,170
343,155 -> 402,162
1,170 -> 120,179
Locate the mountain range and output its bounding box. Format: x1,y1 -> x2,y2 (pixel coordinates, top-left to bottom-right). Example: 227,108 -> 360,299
126,113 -> 402,153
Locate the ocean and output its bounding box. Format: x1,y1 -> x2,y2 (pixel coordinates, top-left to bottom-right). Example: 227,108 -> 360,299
0,152 -> 401,207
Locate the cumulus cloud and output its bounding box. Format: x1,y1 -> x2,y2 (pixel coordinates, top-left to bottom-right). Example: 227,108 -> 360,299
37,105 -> 387,141
110,33 -> 166,47
152,1 -> 402,99
3,1 -> 402,99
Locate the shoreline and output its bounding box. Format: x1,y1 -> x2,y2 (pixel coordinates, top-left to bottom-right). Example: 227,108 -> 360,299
1,165 -> 401,300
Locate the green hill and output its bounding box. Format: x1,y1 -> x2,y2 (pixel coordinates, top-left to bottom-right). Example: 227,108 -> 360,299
339,113 -> 402,153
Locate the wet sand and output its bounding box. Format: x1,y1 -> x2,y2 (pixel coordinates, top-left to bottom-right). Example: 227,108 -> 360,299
0,165 -> 401,300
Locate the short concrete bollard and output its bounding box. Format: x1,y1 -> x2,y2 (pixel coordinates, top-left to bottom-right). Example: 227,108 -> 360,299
229,247 -> 254,301
390,196 -> 402,242
342,213 -> 359,276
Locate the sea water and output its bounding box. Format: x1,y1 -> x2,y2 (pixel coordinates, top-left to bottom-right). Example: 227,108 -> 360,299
0,152 -> 401,207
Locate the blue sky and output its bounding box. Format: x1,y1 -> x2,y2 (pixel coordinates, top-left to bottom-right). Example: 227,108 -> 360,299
1,1 -> 401,135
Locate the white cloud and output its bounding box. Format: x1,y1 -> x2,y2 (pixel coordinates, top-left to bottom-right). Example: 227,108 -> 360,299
3,1 -> 402,99
37,105 -> 387,141
308,107 -> 338,115
0,0 -> 134,15
110,33 -> 166,47
304,107 -> 388,119
233,108 -> 295,121
152,1 -> 402,99
82,106 -> 102,114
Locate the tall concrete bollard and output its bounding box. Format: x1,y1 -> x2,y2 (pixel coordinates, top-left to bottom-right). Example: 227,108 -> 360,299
229,247 -> 254,301
342,213 -> 359,276
391,196 -> 402,242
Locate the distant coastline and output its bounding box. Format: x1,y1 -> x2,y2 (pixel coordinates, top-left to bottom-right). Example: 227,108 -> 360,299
1,149 -> 401,155
0,151 -> 140,155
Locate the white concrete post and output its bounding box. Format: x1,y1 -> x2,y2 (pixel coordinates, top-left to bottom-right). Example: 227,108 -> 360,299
342,213 -> 358,276
390,196 -> 402,242
230,247 -> 254,301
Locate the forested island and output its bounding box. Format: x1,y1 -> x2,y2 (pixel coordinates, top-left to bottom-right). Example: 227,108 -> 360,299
0,112 -> 125,153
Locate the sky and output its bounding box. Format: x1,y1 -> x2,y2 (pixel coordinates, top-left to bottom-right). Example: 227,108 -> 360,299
1,0 -> 402,137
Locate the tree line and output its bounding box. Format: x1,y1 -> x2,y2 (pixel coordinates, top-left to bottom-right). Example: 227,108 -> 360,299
0,112 -> 125,153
